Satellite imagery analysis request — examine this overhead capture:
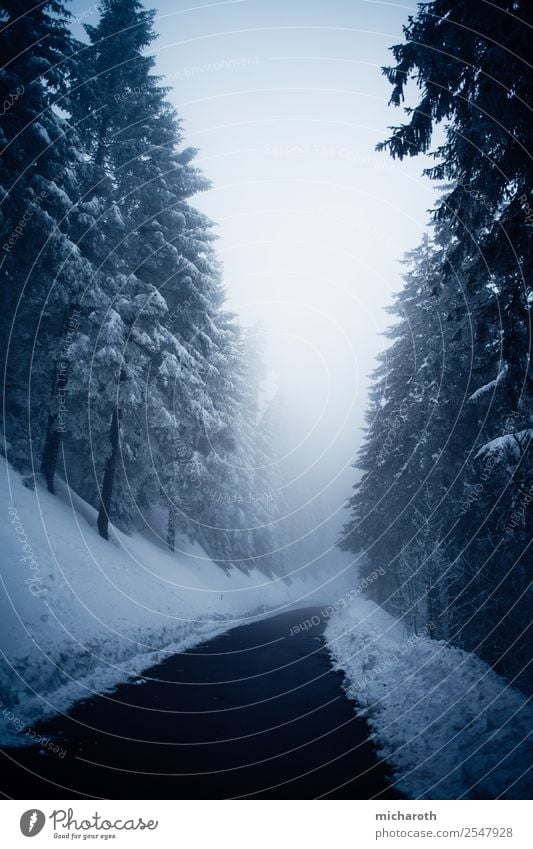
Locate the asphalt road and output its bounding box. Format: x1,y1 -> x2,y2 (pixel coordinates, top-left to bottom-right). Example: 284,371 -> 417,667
1,607 -> 399,799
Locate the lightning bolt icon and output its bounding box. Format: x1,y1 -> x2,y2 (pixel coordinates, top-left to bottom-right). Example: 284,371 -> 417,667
28,811 -> 38,833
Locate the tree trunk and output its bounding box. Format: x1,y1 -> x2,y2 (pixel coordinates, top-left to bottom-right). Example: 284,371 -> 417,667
167,504 -> 176,552
427,578 -> 440,637
41,426 -> 62,494
97,404 -> 120,540
40,304 -> 79,492
94,111 -> 109,168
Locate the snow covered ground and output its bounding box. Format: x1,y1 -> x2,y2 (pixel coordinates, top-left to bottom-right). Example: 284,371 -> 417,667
0,455 -> 339,747
325,596 -> 533,799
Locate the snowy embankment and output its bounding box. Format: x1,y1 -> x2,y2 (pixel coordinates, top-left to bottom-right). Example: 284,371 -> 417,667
325,597 -> 533,799
0,456 -> 325,747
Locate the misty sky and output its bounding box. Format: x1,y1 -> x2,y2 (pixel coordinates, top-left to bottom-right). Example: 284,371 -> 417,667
69,0 -> 436,555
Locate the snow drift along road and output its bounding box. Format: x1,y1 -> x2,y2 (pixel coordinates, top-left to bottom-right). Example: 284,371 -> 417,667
325,598 -> 533,799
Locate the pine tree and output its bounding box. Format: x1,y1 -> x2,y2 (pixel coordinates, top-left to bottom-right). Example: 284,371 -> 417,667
66,0 -> 247,545
0,0 -> 292,579
376,0 -> 532,445
341,235 -> 450,623
0,0 -> 95,478
342,0 -> 532,689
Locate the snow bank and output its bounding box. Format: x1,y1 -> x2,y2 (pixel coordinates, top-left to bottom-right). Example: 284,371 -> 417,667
325,597 -> 533,799
0,456 -> 328,747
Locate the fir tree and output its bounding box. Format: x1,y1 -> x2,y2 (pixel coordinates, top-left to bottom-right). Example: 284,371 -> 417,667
0,0 -> 92,477
342,0 -> 532,689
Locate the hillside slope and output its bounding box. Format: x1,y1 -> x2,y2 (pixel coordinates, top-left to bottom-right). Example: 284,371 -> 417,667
0,456 -> 329,746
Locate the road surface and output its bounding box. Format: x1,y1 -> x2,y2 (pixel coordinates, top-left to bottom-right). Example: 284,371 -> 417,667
1,607 -> 399,799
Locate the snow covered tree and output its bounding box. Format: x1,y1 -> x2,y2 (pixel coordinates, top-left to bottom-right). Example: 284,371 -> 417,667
376,0 -> 532,473
179,323 -> 289,576
342,0 -> 532,690
0,0 -> 293,580
341,235 -> 452,616
63,0 -> 283,564
0,0 -> 96,478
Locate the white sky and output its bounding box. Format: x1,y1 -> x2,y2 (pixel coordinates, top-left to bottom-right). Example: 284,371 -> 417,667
70,0 -> 437,546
